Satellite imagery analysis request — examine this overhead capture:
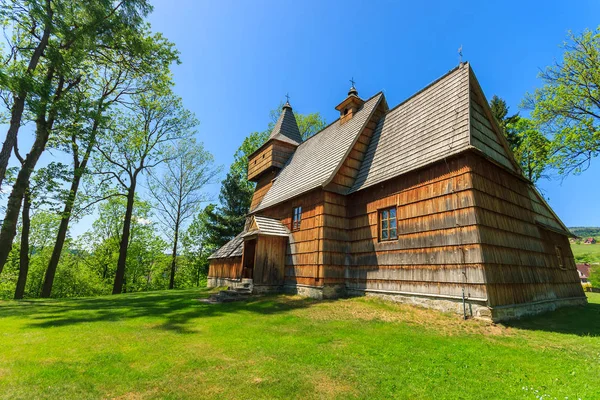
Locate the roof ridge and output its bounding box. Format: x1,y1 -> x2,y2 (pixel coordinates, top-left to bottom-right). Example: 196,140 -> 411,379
296,91 -> 384,148
384,63 -> 467,116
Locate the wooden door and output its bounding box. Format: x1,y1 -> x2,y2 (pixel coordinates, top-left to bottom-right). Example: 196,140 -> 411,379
242,239 -> 256,279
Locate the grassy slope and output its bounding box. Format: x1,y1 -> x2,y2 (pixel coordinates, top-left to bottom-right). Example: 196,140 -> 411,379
571,243 -> 600,264
1,290 -> 599,400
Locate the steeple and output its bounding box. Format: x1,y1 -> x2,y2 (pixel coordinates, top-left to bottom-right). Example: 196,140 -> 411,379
335,78 -> 365,124
247,97 -> 302,183
268,100 -> 303,145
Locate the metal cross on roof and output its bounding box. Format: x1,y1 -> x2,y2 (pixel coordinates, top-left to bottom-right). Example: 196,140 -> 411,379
285,93 -> 290,103
458,45 -> 463,64
350,77 -> 356,88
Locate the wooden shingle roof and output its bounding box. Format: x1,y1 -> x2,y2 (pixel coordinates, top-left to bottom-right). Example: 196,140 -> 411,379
351,65 -> 471,192
268,103 -> 303,146
242,215 -> 290,237
253,93 -> 384,212
207,232 -> 244,259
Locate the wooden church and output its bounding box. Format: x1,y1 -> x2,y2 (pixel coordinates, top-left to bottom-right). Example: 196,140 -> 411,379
208,63 -> 586,321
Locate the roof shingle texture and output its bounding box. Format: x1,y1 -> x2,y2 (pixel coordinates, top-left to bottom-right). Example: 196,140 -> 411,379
243,216 -> 290,237
351,65 -> 470,192
268,105 -> 303,146
207,233 -> 243,259
253,93 -> 383,211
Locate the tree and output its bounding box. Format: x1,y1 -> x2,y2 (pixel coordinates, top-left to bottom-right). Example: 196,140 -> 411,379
147,139 -> 220,289
181,204 -> 216,287
40,30 -> 178,298
13,163 -> 67,299
524,27 -> 600,176
506,117 -> 550,183
489,95 -> 521,151
94,87 -> 196,294
0,0 -> 153,275
0,0 -> 151,189
205,171 -> 254,248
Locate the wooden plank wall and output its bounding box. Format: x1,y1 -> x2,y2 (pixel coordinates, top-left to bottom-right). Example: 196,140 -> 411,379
345,154 -> 488,300
253,235 -> 287,285
250,170 -> 277,211
467,153 -> 584,306
208,257 -> 243,280
247,141 -> 297,181
257,189 -> 325,287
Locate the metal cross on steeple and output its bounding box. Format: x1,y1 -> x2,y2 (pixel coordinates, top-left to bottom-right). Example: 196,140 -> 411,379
285,93 -> 290,103
458,45 -> 463,65
350,77 -> 356,88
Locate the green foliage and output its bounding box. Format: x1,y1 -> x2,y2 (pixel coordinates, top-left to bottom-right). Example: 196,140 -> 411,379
489,95 -> 549,183
569,226 -> 600,238
506,117 -> 550,182
525,27 -> 600,176
589,265 -> 600,288
179,205 -> 216,287
489,95 -> 521,150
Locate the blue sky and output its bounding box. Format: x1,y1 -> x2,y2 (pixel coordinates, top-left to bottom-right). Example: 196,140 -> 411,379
4,0 -> 600,237
144,0 -> 600,229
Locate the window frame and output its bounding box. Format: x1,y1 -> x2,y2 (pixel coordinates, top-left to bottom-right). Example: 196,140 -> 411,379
292,206 -> 302,231
378,206 -> 398,242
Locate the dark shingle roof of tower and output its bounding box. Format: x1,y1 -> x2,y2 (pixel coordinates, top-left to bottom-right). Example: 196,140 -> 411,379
268,103 -> 303,146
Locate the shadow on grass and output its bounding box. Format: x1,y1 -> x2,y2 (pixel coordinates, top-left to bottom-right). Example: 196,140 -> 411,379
3,289 -> 600,337
503,300 -> 600,337
0,289 -> 324,334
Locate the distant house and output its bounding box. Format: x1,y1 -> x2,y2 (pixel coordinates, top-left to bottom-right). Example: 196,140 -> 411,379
583,237 -> 597,245
577,263 -> 591,283
208,63 -> 586,321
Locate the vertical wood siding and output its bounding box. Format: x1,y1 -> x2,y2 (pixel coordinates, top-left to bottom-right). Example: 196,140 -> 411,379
467,154 -> 583,306
247,141 -> 297,182
208,257 -> 243,280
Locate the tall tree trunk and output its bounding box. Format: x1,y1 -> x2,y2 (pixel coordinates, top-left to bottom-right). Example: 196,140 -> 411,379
0,1 -> 53,188
0,68 -> 63,275
169,225 -> 179,289
113,184 -> 136,294
14,187 -> 31,300
40,176 -> 81,297
42,115 -> 99,297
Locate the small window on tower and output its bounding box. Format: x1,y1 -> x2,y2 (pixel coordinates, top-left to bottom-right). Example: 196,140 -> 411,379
344,108 -> 349,115
292,206 -> 302,230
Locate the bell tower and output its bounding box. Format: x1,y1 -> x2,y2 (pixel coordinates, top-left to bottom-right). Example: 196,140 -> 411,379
248,99 -> 302,210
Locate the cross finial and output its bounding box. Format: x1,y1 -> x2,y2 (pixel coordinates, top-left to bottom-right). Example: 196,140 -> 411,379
285,93 -> 290,103
458,45 -> 463,65
350,77 -> 356,88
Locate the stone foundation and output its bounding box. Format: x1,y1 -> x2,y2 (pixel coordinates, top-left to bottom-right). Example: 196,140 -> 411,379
252,284 -> 283,295
207,277 -> 240,288
347,289 -> 492,319
490,296 -> 588,322
210,278 -> 587,322
283,284 -> 346,299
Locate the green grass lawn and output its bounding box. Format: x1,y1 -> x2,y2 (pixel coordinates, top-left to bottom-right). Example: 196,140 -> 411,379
571,242 -> 600,264
1,290 -> 599,400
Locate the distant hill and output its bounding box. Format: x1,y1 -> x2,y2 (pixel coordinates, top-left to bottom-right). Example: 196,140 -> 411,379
569,227 -> 600,238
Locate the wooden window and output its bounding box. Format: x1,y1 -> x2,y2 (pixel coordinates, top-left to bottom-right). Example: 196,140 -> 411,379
379,207 -> 397,241
555,245 -> 564,269
292,206 -> 302,230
